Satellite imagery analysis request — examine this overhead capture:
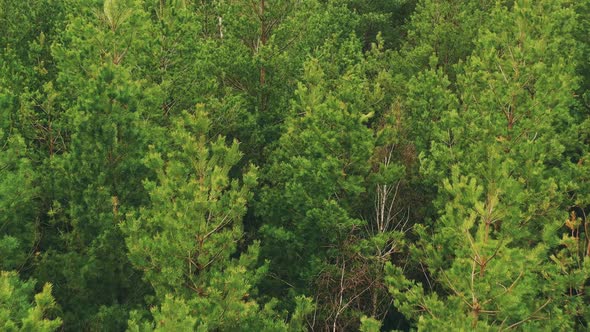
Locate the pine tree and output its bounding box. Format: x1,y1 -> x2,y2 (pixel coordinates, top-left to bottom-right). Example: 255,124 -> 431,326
387,1 -> 589,329
0,130 -> 38,272
123,109 -> 302,330
258,37 -> 407,329
400,0 -> 495,79
0,0 -> 67,274
0,271 -> 61,331
33,1 -> 160,328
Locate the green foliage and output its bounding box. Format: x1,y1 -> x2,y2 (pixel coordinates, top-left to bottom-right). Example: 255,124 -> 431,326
124,110 -> 295,330
124,109 -> 257,296
259,56 -> 372,275
344,0 -> 416,50
258,39 -> 407,329
359,316 -> 382,332
0,132 -> 37,271
401,0 -> 495,79
32,1 -> 160,328
2,0 -> 590,330
387,0 -> 590,330
0,271 -> 61,331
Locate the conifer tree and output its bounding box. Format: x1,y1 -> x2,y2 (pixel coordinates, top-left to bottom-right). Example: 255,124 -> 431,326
190,0 -> 361,163
123,109 -> 305,330
0,271 -> 61,331
387,1 -> 590,329
34,1 -> 160,328
0,131 -> 37,271
4,1 -> 590,330
400,0 -> 495,80
0,0 -> 67,274
258,37 -> 407,329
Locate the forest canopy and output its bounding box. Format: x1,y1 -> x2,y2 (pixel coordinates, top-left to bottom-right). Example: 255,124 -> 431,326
1,0 -> 590,331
